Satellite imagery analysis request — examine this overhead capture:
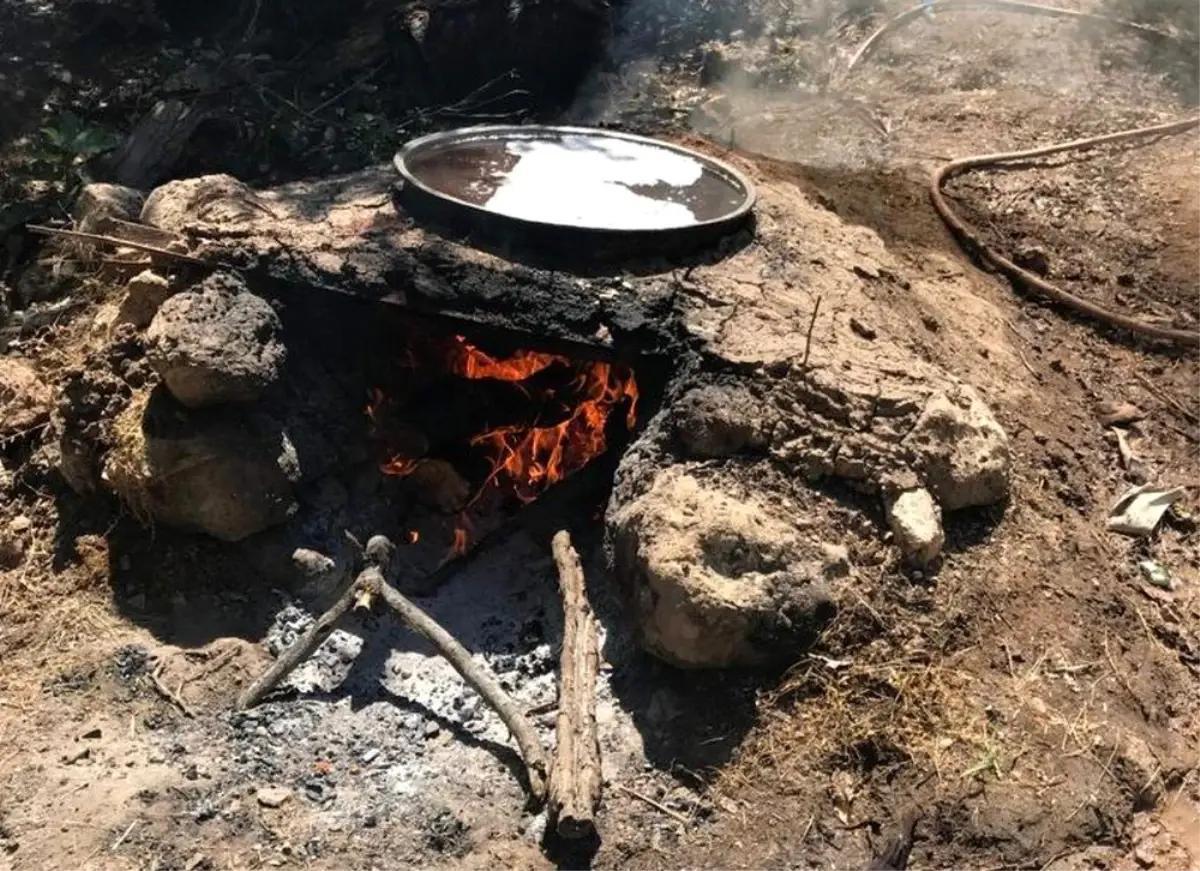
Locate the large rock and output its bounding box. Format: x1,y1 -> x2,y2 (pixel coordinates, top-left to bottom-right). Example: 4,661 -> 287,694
611,466 -> 838,668
117,269 -> 177,329
141,174 -> 270,232
903,386 -> 1010,510
73,183 -> 144,233
146,272 -> 286,408
0,357 -> 52,436
104,388 -> 299,542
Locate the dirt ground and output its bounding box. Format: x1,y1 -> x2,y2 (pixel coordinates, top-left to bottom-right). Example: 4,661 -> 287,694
1,1 -> 1198,870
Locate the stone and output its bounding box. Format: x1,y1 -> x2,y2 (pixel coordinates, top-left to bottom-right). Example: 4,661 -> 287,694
145,272 -> 286,408
903,386 -> 1010,510
293,548 -> 337,581
103,388 -> 299,542
886,488 -> 944,566
0,357 -> 52,436
819,542 -> 852,579
849,317 -> 877,340
1096,400 -> 1144,427
0,530 -> 25,570
611,466 -> 836,668
673,384 -> 769,459
73,183 -> 144,234
408,459 -> 470,513
141,174 -> 270,232
117,270 -> 176,329
256,786 -> 292,808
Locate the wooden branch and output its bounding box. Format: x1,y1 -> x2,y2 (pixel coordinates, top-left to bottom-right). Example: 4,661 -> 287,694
377,578 -> 549,802
26,224 -> 217,268
239,532 -> 550,802
107,98 -> 209,189
547,530 -> 602,839
236,563 -> 382,710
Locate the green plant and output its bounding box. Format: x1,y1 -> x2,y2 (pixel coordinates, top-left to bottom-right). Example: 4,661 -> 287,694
29,112 -> 120,183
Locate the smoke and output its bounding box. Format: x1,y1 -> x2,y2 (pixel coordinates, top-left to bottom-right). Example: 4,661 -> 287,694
567,0 -> 887,162
1097,0 -> 1198,103
569,0 -> 1198,164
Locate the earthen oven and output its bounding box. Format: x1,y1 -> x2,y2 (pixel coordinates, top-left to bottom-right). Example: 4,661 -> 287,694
55,152 -> 1011,675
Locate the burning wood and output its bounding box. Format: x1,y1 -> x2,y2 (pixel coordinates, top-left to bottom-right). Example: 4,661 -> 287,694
367,332 -> 639,563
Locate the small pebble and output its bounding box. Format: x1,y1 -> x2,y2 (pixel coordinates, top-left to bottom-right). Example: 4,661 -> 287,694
423,721 -> 440,739
256,786 -> 292,808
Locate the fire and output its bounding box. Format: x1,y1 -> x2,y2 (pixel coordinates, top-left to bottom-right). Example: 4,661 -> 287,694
408,530 -> 419,544
440,513 -> 474,565
450,527 -> 469,558
371,335 -> 640,561
471,360 -> 638,503
447,335 -> 567,382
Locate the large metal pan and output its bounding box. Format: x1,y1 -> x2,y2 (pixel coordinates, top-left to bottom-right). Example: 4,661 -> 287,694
393,125 -> 756,264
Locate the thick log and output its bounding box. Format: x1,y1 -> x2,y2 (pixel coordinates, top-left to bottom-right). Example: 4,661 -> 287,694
107,99 -> 210,189
548,530 -> 602,838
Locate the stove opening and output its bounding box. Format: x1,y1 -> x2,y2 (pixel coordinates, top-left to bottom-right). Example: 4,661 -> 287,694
345,308 -> 650,578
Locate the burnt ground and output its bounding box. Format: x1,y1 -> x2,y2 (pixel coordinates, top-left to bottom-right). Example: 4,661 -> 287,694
1,1 -> 1199,870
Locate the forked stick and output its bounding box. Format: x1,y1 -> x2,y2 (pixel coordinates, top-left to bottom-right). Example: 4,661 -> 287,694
376,579 -> 549,801
237,534 -> 550,802
236,538 -> 388,710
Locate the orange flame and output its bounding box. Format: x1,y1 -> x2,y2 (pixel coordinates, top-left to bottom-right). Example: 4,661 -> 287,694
440,513 -> 474,565
447,335 -> 568,382
371,338 -> 639,535
471,361 -> 638,503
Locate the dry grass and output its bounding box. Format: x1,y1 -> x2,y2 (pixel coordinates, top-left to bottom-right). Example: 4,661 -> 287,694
722,650 -> 995,794
718,580 -> 1014,802
0,526 -> 124,688
102,387 -> 155,526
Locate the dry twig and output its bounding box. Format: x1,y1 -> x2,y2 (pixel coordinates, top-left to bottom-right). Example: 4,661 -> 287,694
150,662 -> 196,718
802,295 -> 823,369
615,783 -> 692,826
26,224 -> 217,268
